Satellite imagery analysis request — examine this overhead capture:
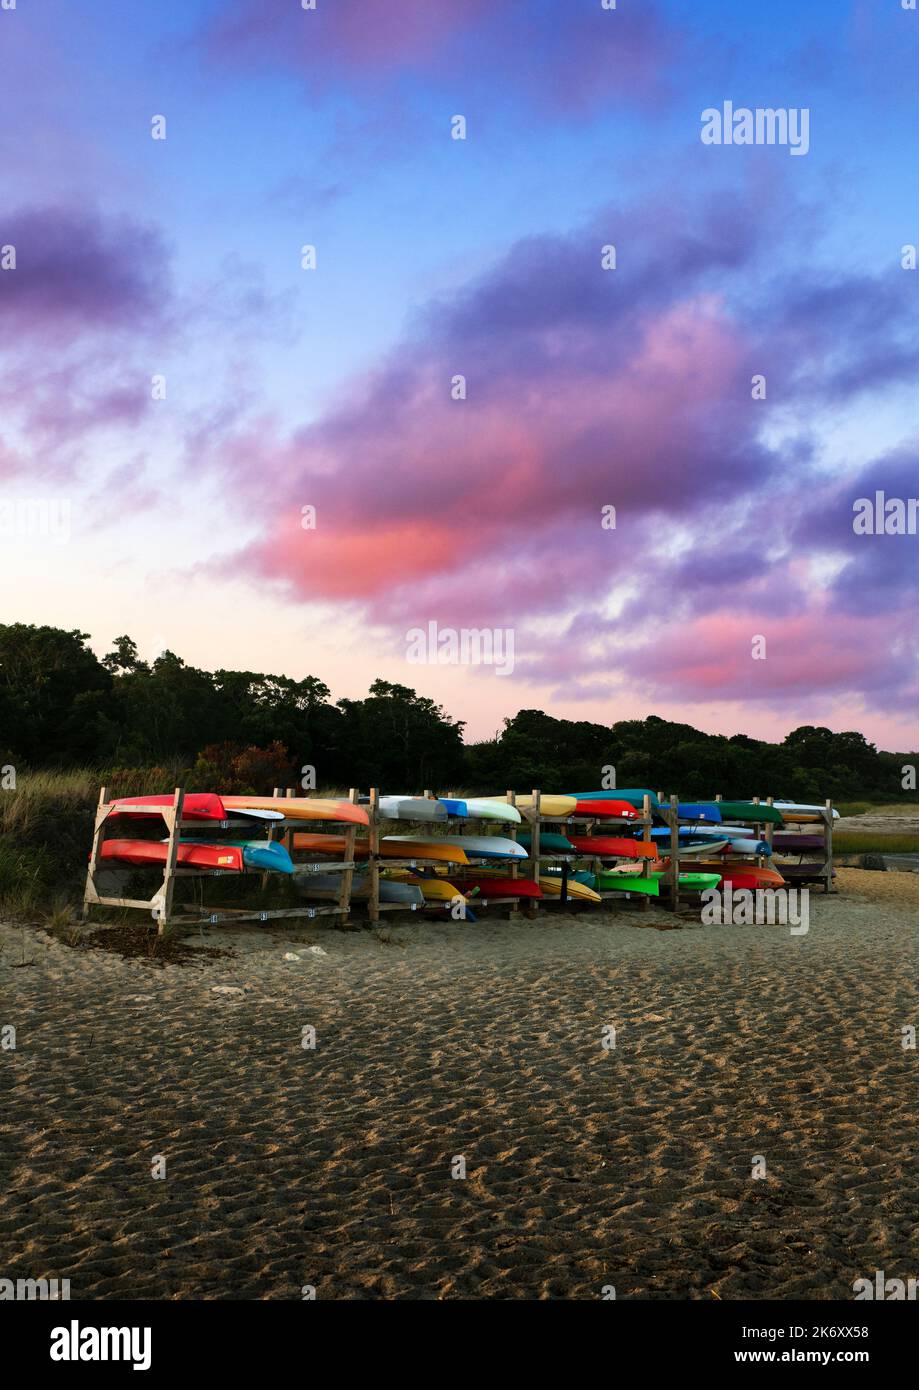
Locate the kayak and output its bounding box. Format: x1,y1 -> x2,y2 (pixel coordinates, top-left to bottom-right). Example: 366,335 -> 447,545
675,802 -> 722,822
759,801 -> 839,821
291,833 -> 469,864
687,863 -> 786,889
566,835 -> 659,860
108,793 -> 232,822
222,795 -> 369,826
98,839 -> 294,874
711,801 -> 783,825
431,836 -> 527,861
646,829 -> 770,855
293,873 -> 424,906
566,789 -> 660,810
450,875 -> 543,900
517,831 -> 577,854
388,875 -> 468,904
498,794 -> 577,818
538,875 -> 602,904
772,833 -> 825,851
371,796 -> 448,822
443,798 -> 522,823
572,799 -> 642,820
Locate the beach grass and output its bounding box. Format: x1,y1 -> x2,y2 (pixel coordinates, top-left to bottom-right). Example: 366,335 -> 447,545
834,832 -> 919,854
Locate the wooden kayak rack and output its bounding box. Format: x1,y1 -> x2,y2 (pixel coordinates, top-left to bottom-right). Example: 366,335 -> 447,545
82,785 -> 360,933
82,786 -> 836,935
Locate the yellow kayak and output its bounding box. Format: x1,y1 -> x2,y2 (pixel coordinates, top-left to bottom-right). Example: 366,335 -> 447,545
497,794 -> 577,819
385,871 -> 467,903
538,875 -> 602,904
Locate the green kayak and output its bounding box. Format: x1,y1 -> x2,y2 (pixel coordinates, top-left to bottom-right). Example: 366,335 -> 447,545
652,871 -> 721,893
517,831 -> 577,855
714,801 -> 783,825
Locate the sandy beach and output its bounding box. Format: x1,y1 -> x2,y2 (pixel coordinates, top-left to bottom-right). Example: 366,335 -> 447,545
2,869 -> 917,1301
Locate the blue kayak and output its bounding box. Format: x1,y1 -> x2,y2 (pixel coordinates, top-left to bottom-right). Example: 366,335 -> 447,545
438,798 -> 469,817
674,802 -> 722,822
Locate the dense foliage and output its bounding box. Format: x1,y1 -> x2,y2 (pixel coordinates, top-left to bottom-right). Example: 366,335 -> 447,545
1,624 -> 915,801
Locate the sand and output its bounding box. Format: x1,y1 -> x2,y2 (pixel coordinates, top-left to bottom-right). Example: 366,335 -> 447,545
2,869 -> 917,1300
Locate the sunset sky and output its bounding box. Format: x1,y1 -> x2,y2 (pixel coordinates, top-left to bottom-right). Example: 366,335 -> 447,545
2,0 -> 918,746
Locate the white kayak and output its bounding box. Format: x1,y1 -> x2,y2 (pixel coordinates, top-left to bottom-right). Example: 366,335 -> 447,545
423,835 -> 527,861
755,800 -> 840,819
374,796 -> 448,822
462,798 -> 523,824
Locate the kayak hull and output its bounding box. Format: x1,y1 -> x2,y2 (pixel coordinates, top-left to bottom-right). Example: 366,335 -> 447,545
222,796 -> 369,826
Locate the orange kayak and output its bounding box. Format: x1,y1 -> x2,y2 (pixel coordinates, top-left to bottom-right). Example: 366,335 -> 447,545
292,833 -> 469,864
222,796 -> 368,826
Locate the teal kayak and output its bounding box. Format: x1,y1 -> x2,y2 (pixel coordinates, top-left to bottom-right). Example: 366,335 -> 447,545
517,831 -> 576,855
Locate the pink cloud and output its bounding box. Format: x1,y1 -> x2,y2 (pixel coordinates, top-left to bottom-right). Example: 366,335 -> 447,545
205,0 -> 679,111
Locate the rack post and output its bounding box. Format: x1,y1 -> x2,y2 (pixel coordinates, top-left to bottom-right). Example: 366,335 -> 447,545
824,798 -> 835,893
155,786 -> 186,931
368,787 -> 381,923
668,793 -> 681,912
82,784 -> 109,919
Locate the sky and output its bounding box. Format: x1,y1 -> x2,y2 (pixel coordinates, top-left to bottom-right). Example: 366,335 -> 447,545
1,0 -> 918,748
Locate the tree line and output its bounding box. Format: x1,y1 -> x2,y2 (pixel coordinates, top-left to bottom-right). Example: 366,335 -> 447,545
0,623 -> 914,801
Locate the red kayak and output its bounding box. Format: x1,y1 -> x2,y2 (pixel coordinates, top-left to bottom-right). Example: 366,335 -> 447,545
567,836 -> 659,860
99,840 -> 244,871
453,875 -> 543,900
679,862 -> 786,890
108,793 -> 228,821
573,799 -> 641,820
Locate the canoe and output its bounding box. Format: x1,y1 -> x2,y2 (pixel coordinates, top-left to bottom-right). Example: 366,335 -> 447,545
450,875 -> 543,900
566,835 -> 659,860
460,798 -> 522,823
374,796 -> 448,822
711,801 -> 783,825
429,836 -> 527,861
498,794 -> 577,819
517,831 -> 576,855
222,795 -> 369,826
109,793 -> 230,822
566,789 -> 660,810
99,838 -> 293,874
293,871 -> 422,906
291,833 -> 469,864
538,875 -> 602,903
772,833 -> 825,852
572,799 -> 641,820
